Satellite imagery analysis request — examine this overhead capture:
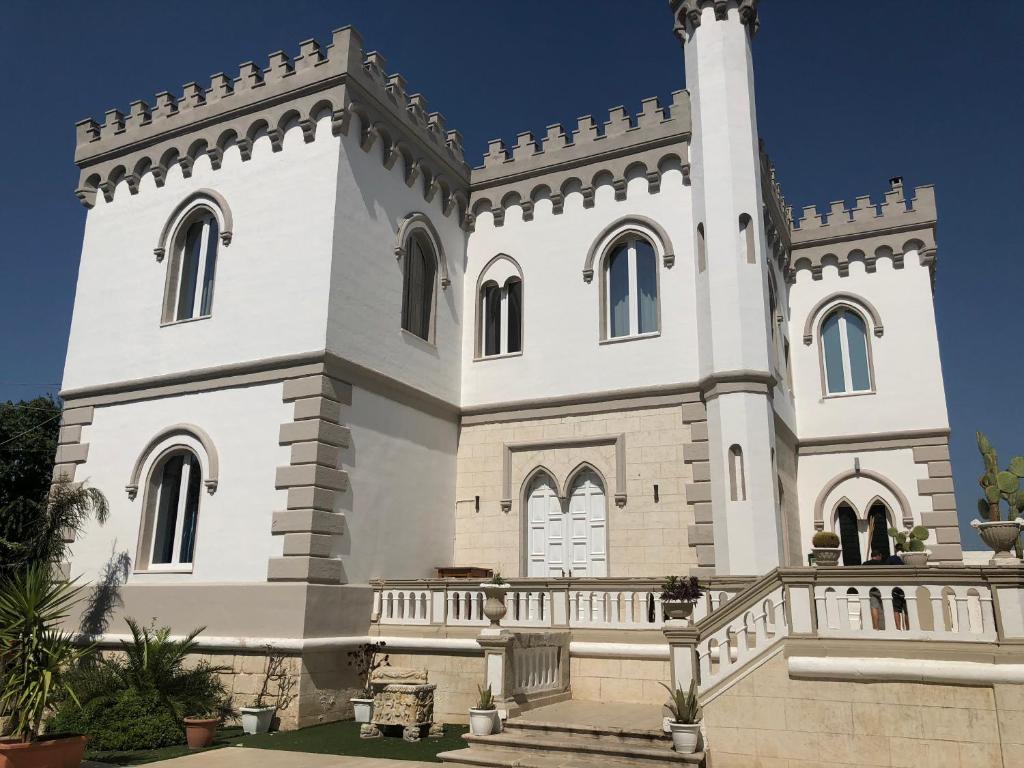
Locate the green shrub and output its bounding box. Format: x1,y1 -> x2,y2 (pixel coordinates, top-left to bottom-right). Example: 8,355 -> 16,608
51,688 -> 183,751
812,530 -> 840,548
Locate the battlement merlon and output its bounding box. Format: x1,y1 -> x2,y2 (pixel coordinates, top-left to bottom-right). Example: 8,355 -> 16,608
72,26 -> 469,206
789,178 -> 939,280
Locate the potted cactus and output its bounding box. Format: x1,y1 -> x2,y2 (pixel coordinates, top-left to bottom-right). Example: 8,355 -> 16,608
468,684 -> 499,736
659,679 -> 702,753
811,530 -> 841,566
480,573 -> 511,627
660,576 -> 704,620
888,525 -> 931,566
971,432 -> 1024,563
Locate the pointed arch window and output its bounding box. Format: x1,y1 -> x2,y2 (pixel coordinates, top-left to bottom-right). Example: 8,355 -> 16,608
728,444 -> 746,502
480,277 -> 522,357
821,307 -> 872,394
401,233 -> 437,341
606,236 -> 658,339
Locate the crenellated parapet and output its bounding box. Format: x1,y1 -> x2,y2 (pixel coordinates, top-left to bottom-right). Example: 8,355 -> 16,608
73,27 -> 470,223
789,178 -> 938,283
759,141 -> 793,270
670,0 -> 760,41
467,91 -> 691,229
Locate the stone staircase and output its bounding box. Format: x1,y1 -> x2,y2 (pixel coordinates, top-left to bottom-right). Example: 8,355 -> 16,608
438,701 -> 706,768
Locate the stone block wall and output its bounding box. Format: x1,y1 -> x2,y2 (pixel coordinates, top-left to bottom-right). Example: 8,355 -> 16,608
569,656 -> 669,706
705,653 -> 1017,768
456,402 -> 702,576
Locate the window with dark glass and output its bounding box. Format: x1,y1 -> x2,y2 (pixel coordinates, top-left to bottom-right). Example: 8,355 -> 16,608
401,234 -> 436,341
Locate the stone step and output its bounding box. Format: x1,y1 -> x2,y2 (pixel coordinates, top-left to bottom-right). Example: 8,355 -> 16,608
438,745 -> 706,768
461,731 -> 698,765
503,716 -> 671,747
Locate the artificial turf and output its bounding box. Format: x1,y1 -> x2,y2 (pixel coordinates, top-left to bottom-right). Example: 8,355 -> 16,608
85,722 -> 469,765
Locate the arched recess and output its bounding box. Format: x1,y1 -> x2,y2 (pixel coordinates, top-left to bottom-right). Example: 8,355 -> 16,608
519,465 -> 562,502
394,212 -> 450,289
563,461 -> 609,501
582,215 -> 675,283
126,424 -> 219,500
475,253 -> 524,358
154,189 -> 233,262
803,292 -> 884,345
813,469 -> 913,531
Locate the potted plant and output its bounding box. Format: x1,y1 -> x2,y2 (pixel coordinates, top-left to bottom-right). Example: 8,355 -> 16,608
183,709 -> 221,750
0,565 -> 94,768
239,652 -> 295,735
888,525 -> 931,566
811,530 -> 842,566
659,679 -> 702,754
660,576 -> 704,620
346,641 -> 388,723
468,685 -> 498,736
972,432 -> 1024,563
480,573 -> 511,627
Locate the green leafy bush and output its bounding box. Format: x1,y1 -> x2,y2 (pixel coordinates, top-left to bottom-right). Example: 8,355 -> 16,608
51,688 -> 183,751
812,531 -> 840,548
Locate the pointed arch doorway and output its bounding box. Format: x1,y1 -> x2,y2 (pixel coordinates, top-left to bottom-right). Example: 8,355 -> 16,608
525,469 -> 608,577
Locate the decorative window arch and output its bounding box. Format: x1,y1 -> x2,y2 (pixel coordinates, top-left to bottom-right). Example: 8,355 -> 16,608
158,191 -> 232,324
395,212 -> 448,342
586,218 -> 665,341
813,468 -> 913,532
476,254 -> 524,358
127,424 -> 219,572
819,305 -> 874,395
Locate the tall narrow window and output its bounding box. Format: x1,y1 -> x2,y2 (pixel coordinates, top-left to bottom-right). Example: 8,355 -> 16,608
837,505 -> 861,566
174,215 -> 219,321
401,234 -> 436,341
739,213 -> 755,263
728,444 -> 746,501
822,307 -> 872,394
696,223 -> 706,272
482,282 -> 501,356
506,278 -> 522,353
605,236 -> 658,339
150,450 -> 202,568
479,277 -> 523,357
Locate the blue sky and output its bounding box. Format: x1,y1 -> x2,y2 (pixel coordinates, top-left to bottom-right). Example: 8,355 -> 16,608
1,1 -> 1021,548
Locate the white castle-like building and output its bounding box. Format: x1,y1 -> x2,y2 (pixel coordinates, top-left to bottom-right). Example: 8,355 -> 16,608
58,4 -> 1024,764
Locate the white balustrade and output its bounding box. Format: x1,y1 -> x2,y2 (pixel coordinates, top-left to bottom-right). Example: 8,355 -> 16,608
511,644 -> 561,696
696,587 -> 787,690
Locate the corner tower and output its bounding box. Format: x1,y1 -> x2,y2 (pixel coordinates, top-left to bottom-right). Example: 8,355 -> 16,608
671,0 -> 782,575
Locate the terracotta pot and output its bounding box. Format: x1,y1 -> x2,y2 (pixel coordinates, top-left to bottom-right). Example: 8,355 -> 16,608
812,547 -> 841,567
481,583 -> 510,626
972,519 -> 1024,563
901,550 -> 930,567
0,734 -> 87,768
183,717 -> 219,750
663,600 -> 696,621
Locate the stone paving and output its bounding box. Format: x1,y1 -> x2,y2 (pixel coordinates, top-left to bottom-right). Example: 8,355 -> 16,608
134,748 -> 436,768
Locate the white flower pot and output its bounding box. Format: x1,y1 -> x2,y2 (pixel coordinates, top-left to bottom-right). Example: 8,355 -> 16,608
663,599 -> 696,620
240,706 -> 275,735
481,583 -> 510,626
972,518 -> 1024,563
669,722 -> 701,753
901,550 -> 930,567
469,708 -> 498,736
351,698 -> 374,723
812,547 -> 841,567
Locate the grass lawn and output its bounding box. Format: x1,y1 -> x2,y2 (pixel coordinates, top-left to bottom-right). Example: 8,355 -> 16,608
85,722 -> 468,765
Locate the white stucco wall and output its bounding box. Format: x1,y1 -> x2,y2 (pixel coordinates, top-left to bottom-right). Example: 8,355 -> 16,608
339,386 -> 458,583
788,254 -> 948,439
462,167 -> 695,408
325,129 -> 466,406
63,115 -> 342,391
68,383 -> 291,584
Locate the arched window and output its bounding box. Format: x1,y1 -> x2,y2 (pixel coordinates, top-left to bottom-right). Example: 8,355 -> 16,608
821,307 -> 872,394
606,236 -> 658,339
480,277 -> 522,357
140,448 -> 203,570
836,504 -> 861,566
696,223 -> 707,273
728,444 -> 746,502
163,211 -> 220,323
739,213 -> 755,263
401,233 -> 437,341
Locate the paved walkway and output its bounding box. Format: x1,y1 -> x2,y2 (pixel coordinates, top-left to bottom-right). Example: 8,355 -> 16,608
133,747 -> 437,768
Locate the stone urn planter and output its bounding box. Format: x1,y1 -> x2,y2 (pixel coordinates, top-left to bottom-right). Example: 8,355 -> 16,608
0,734 -> 88,768
239,706 -> 275,735
663,600 -> 697,621
183,717 -> 219,750
351,697 -> 374,724
901,550 -> 930,567
971,518 -> 1024,564
481,582 -> 510,627
812,547 -> 842,567
668,722 -> 701,754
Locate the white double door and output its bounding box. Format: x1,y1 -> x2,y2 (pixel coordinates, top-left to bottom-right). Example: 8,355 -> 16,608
527,471 -> 607,577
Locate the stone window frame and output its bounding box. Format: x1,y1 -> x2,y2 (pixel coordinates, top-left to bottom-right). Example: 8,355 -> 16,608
583,217 -> 672,344
126,424 -> 220,574
474,253 -> 525,361
156,190 -> 233,326
394,212 -> 449,345
813,468 -> 913,532
806,293 -> 883,400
